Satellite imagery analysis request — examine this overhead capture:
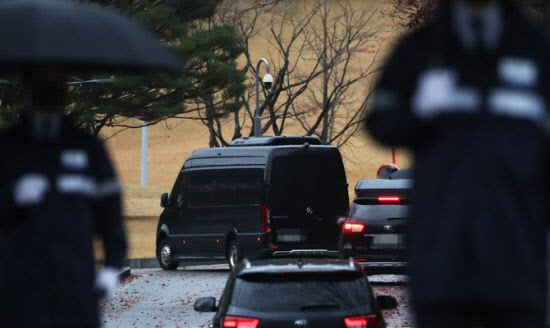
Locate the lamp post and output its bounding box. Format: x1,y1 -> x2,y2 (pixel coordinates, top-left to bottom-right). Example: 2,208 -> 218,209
253,58 -> 273,137
141,119 -> 148,187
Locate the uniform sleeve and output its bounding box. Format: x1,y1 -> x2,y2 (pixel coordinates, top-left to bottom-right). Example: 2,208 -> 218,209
365,36 -> 433,148
90,137 -> 127,268
0,153 -> 14,231
0,184 -> 16,231
0,137 -> 19,232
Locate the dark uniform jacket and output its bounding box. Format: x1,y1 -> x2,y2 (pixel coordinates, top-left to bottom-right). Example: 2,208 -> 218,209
367,3 -> 550,311
0,114 -> 127,327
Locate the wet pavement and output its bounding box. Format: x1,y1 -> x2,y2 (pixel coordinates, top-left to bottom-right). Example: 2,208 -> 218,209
101,265 -> 413,328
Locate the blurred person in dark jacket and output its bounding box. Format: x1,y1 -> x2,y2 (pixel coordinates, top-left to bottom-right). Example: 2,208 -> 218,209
0,65 -> 127,328
367,0 -> 549,326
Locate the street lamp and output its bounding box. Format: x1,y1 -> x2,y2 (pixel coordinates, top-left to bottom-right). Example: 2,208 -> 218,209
253,58 -> 273,137
140,117 -> 148,187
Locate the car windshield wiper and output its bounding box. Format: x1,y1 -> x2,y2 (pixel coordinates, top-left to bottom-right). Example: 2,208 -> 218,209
300,304 -> 340,311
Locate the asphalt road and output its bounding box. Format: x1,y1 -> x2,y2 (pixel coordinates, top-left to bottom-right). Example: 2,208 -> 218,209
100,265 -> 412,328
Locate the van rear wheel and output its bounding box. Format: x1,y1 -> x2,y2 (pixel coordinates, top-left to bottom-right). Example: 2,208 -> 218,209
157,239 -> 179,271
227,239 -> 242,271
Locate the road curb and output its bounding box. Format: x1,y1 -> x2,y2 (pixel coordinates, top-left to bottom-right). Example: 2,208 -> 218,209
120,258 -> 226,269
126,258 -> 159,269
98,258 -> 229,269
96,258 -> 159,269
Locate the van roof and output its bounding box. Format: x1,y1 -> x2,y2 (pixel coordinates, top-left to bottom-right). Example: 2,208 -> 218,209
231,136 -> 323,146
184,145 -> 337,169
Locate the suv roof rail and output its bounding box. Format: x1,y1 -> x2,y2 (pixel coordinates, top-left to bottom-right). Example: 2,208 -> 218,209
230,136 -> 323,147
238,258 -> 362,276
271,249 -> 339,258
355,179 -> 413,191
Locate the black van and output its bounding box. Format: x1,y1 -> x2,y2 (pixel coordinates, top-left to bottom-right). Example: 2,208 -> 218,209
155,138 -> 349,270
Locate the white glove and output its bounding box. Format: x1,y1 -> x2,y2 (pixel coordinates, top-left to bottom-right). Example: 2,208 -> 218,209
94,266 -> 120,299
412,69 -> 479,120
14,174 -> 50,206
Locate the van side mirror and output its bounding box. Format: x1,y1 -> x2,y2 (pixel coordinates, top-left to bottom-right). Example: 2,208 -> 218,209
194,297 -> 218,312
337,217 -> 347,225
161,193 -> 170,207
376,295 -> 397,310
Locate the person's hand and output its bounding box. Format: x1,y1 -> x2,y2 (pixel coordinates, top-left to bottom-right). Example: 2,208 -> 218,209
94,266 -> 120,299
13,174 -> 50,206
412,69 -> 479,120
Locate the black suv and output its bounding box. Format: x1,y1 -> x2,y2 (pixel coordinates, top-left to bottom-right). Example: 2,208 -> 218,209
339,172 -> 412,273
194,257 -> 397,328
156,136 -> 349,270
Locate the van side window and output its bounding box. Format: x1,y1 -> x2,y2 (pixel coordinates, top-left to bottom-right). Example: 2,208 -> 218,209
188,170 -> 214,208
235,169 -> 264,205
175,173 -> 189,208
212,170 -> 237,206
212,169 -> 264,206
168,173 -> 188,208
188,169 -> 264,208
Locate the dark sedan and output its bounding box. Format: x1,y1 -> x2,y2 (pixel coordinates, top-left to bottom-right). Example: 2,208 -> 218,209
194,257 -> 397,328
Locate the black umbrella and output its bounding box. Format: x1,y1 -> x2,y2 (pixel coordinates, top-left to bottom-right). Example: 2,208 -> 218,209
0,0 -> 182,73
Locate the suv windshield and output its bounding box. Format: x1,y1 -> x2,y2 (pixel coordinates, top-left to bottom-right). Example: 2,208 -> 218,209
350,200 -> 410,220
230,273 -> 371,312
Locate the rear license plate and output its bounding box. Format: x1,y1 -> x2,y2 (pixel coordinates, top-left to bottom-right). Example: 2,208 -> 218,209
277,229 -> 306,242
365,234 -> 405,249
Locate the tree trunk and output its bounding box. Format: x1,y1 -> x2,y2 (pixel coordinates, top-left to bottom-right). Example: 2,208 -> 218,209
232,110 -> 242,140
321,0 -> 329,143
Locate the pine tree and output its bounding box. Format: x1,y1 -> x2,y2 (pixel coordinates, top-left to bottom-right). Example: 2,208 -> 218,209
0,0 -> 246,135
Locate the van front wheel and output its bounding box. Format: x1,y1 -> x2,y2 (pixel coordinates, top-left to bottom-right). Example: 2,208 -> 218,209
157,239 -> 180,271
227,239 -> 242,271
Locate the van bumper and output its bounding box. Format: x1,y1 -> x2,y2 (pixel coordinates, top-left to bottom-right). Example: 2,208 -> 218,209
249,240 -> 339,259
355,260 -> 408,275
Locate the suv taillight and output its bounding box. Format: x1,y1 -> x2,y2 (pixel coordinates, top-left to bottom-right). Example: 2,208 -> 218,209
343,222 -> 365,234
223,316 -> 260,328
378,196 -> 400,204
344,315 -> 380,328
260,204 -> 271,233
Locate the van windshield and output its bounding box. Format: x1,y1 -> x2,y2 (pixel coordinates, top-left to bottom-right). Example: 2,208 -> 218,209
230,274 -> 371,312
269,149 -> 348,212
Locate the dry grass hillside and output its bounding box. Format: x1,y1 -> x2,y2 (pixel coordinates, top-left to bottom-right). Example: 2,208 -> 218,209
99,0 -> 412,258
